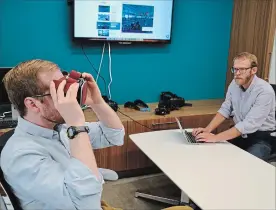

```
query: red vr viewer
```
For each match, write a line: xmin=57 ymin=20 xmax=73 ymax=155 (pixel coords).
xmin=53 ymin=70 xmax=88 ymax=106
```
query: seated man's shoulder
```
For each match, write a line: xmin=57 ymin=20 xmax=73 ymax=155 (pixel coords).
xmin=256 ymin=78 xmax=275 ymax=95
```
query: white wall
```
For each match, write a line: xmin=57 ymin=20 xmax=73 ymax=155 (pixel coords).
xmin=269 ymin=32 xmax=276 ymax=84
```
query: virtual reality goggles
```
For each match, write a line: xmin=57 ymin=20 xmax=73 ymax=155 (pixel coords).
xmin=53 ymin=70 xmax=88 ymax=106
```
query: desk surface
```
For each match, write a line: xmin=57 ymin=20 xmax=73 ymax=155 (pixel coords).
xmin=130 ymin=129 xmax=276 ymax=210
xmin=84 ymin=99 xmax=224 ymax=122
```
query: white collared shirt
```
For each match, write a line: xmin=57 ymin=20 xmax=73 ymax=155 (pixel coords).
xmin=218 ymin=75 xmax=276 ymax=136
xmin=0 ymin=116 xmax=125 ymax=210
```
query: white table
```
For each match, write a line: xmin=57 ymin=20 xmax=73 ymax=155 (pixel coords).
xmin=129 ymin=129 xmax=276 ymax=210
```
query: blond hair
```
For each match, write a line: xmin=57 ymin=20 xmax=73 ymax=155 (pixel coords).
xmin=3 ymin=59 xmax=58 ymax=116
xmin=233 ymin=52 xmax=258 ymax=67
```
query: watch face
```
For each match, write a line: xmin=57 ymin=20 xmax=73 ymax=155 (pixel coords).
xmin=67 ymin=127 xmax=75 ymax=138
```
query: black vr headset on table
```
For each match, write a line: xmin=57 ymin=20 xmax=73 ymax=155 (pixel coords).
xmin=155 ymin=91 xmax=192 ymax=115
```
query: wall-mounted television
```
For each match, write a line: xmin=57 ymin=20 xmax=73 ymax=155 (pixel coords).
xmin=73 ymin=0 xmax=174 ymax=44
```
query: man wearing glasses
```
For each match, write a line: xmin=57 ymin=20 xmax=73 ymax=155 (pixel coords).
xmin=193 ymin=52 xmax=275 ymax=160
xmin=1 ymin=59 xmax=125 ymax=210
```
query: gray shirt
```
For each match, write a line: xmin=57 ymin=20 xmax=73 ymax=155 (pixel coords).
xmin=218 ymin=75 xmax=276 ymax=136
xmin=0 ymin=116 xmax=125 ymax=210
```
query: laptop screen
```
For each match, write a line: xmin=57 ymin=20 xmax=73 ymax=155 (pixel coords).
xmin=175 ymin=117 xmax=183 ymax=130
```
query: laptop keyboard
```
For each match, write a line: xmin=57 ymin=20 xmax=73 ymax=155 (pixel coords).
xmin=0 ymin=120 xmax=18 ymax=129
xmin=185 ymin=131 xmax=197 ymax=143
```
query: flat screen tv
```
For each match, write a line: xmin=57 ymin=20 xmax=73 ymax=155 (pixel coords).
xmin=73 ymin=0 xmax=174 ymax=43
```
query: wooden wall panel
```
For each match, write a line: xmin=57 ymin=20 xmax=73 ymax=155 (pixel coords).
xmin=265 ymin=0 xmax=276 ymax=81
xmin=226 ymin=0 xmax=276 ymax=91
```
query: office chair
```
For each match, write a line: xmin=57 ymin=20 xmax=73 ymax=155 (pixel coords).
xmin=264 ymin=84 xmax=276 ymax=164
xmin=0 ymin=193 xmax=8 ymax=210
xmin=0 ymin=129 xmax=23 ymax=210
xmin=264 ymin=131 xmax=276 ymax=164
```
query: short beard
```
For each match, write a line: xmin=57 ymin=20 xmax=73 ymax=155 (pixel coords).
xmin=41 ymin=106 xmax=65 ymax=125
xmin=244 ymin=74 xmax=253 ymax=85
xmin=235 ymin=73 xmax=253 ymax=87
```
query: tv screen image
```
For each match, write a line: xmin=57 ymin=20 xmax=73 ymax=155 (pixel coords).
xmin=98 ymin=14 xmax=110 ymax=21
xmin=73 ymin=0 xmax=174 ymax=43
xmin=98 ymin=5 xmax=110 ymax=13
xmin=121 ymin=4 xmax=154 ymax=34
xmin=98 ymin=30 xmax=109 ymax=37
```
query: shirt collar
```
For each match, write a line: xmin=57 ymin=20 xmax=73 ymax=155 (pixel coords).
xmin=17 ymin=116 xmax=59 ymax=139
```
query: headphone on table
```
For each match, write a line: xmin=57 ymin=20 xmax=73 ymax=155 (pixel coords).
xmin=124 ymin=99 xmax=150 ymax=112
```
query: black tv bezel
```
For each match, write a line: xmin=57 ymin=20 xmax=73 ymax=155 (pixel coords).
xmin=71 ymin=0 xmax=175 ymax=45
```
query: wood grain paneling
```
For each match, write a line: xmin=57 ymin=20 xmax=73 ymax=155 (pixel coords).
xmin=265 ymin=0 xmax=276 ymax=81
xmin=179 ymin=115 xmax=215 ymax=129
xmin=226 ymin=0 xmax=276 ymax=91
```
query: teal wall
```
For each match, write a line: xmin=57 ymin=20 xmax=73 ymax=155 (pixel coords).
xmin=0 ymin=0 xmax=233 ymax=104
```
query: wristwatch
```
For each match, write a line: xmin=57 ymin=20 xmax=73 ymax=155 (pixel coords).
xmin=67 ymin=126 xmax=90 ymax=139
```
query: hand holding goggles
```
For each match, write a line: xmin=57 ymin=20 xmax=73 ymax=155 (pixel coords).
xmin=53 ymin=70 xmax=88 ymax=106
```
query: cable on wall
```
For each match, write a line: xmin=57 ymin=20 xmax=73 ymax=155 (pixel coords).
xmin=96 ymin=42 xmax=106 ymax=83
xmin=81 ymin=43 xmax=107 ymax=95
xmin=108 ymin=42 xmax=113 ymax=100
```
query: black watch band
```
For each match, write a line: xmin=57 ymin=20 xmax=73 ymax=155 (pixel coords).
xmin=67 ymin=126 xmax=90 ymax=139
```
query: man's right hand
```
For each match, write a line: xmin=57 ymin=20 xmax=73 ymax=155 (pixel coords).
xmin=50 ymin=80 xmax=85 ymax=126
xmin=192 ymin=127 xmax=210 ymax=136
xmin=51 ymin=80 xmax=100 ymax=180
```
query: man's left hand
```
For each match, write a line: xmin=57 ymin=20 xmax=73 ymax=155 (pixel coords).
xmin=81 ymin=72 xmax=105 ymax=105
xmin=195 ymin=132 xmax=222 ymax=143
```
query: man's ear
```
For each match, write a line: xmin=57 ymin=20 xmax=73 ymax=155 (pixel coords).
xmin=251 ymin=67 xmax=257 ymax=74
xmin=24 ymin=97 xmax=42 ymax=114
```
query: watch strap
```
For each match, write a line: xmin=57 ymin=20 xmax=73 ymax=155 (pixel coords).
xmin=67 ymin=126 xmax=90 ymax=139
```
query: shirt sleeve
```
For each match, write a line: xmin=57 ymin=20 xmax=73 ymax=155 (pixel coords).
xmin=85 ymin=121 xmax=125 ymax=149
xmin=235 ymin=91 xmax=274 ymax=135
xmin=2 ymin=147 xmax=104 ymax=210
xmin=217 ymin=82 xmax=233 ymax=119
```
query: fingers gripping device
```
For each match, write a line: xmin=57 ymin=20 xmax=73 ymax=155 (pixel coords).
xmin=53 ymin=70 xmax=88 ymax=106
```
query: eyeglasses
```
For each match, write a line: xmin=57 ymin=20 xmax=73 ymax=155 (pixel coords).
xmin=231 ymin=67 xmax=252 ymax=74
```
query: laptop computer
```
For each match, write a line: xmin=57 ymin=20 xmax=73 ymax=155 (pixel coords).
xmin=175 ymin=117 xmax=210 ymax=144
xmin=175 ymin=117 xmax=227 ymax=144
xmin=175 ymin=117 xmax=198 ymax=143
